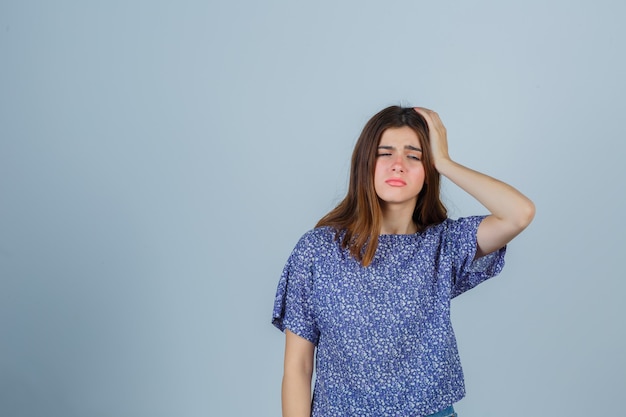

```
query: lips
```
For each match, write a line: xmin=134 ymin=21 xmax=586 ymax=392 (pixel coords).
xmin=385 ymin=178 xmax=406 ymax=186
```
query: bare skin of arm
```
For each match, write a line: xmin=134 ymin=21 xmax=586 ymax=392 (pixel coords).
xmin=282 ymin=329 xmax=315 ymax=417
xmin=414 ymin=107 xmax=536 ymax=258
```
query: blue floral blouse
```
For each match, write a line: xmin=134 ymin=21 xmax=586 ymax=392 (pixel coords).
xmin=272 ymin=216 xmax=506 ymax=417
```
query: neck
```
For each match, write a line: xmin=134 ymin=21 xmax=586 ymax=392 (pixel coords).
xmin=379 ymin=202 xmax=417 ymax=235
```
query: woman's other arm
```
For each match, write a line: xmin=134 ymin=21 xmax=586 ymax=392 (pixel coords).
xmin=414 ymin=107 xmax=536 ymax=258
xmin=282 ymin=329 xmax=315 ymax=417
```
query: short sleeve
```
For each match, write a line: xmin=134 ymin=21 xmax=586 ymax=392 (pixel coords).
xmin=446 ymin=216 xmax=506 ymax=298
xmin=272 ymin=232 xmax=320 ymax=345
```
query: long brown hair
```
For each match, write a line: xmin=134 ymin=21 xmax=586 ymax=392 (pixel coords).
xmin=316 ymin=106 xmax=447 ymax=266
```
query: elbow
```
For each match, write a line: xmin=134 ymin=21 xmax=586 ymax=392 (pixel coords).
xmin=284 ymin=360 xmax=314 ymax=380
xmin=516 ymin=199 xmax=536 ymax=230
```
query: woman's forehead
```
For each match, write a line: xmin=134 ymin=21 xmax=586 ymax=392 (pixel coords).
xmin=379 ymin=126 xmax=421 ymax=147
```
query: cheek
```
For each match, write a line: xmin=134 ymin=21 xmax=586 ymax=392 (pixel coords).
xmin=373 ymin=161 xmax=386 ymax=195
xmin=412 ymin=166 xmax=427 ymax=189
xmin=414 ymin=164 xmax=426 ymax=180
xmin=373 ymin=160 xmax=385 ymax=180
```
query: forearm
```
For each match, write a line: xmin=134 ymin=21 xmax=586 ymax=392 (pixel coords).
xmin=282 ymin=369 xmax=312 ymax=417
xmin=436 ymin=158 xmax=535 ymax=228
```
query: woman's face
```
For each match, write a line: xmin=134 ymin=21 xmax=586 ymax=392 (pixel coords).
xmin=374 ymin=126 xmax=426 ymax=209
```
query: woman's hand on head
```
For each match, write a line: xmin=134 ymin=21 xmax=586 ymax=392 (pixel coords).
xmin=413 ymin=107 xmax=451 ymax=170
xmin=412 ymin=107 xmax=535 ymax=254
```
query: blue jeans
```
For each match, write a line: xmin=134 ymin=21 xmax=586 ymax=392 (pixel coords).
xmin=425 ymin=405 xmax=457 ymax=417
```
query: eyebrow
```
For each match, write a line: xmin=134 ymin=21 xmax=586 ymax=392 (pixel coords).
xmin=378 ymin=145 xmax=422 ymax=152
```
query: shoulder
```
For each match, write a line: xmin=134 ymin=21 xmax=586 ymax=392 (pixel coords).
xmin=419 ymin=216 xmax=487 ymax=254
xmin=291 ymin=226 xmax=340 ymax=255
xmin=296 ymin=226 xmax=337 ymax=244
xmin=283 ymin=226 xmax=343 ymax=274
xmin=424 ymin=216 xmax=486 ymax=235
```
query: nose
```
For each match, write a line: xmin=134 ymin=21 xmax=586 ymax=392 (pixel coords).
xmin=391 ymin=155 xmax=405 ymax=172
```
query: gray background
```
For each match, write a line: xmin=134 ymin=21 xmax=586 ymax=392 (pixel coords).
xmin=1 ymin=1 xmax=624 ymax=416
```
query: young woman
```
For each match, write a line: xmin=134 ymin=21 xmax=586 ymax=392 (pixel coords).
xmin=272 ymin=106 xmax=535 ymax=417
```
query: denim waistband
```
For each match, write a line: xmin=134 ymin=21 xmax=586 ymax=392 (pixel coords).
xmin=425 ymin=405 xmax=456 ymax=417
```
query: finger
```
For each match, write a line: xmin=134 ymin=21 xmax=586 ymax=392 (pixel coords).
xmin=413 ymin=107 xmax=437 ymax=128
xmin=413 ymin=107 xmax=431 ymax=116
xmin=413 ymin=107 xmax=440 ymax=118
xmin=413 ymin=107 xmax=430 ymax=121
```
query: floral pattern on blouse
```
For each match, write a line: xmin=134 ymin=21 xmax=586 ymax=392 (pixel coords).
xmin=273 ymin=216 xmax=506 ymax=417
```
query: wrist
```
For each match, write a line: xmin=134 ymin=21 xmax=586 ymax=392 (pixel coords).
xmin=433 ymin=156 xmax=454 ymax=174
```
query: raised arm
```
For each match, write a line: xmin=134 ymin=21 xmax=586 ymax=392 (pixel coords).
xmin=282 ymin=329 xmax=315 ymax=417
xmin=414 ymin=107 xmax=535 ymax=258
